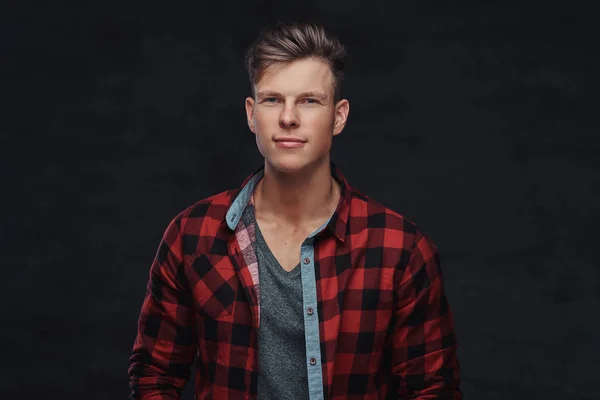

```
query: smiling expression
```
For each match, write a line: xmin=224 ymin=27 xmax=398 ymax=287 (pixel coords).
xmin=245 ymin=57 xmax=349 ymax=173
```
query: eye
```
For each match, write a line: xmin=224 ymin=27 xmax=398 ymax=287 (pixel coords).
xmin=264 ymin=97 xmax=278 ymax=103
xmin=303 ymin=98 xmax=319 ymax=104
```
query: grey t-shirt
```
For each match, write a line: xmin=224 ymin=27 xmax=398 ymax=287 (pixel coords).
xmin=242 ymin=205 xmax=310 ymax=400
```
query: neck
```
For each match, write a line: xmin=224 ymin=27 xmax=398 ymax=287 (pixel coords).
xmin=254 ymin=158 xmax=340 ymax=228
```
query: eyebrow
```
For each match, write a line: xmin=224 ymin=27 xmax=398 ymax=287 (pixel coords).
xmin=256 ymin=91 xmax=328 ymax=101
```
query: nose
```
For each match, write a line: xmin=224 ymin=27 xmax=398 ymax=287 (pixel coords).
xmin=279 ymin=104 xmax=299 ymax=129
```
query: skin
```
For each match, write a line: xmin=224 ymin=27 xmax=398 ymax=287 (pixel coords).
xmin=244 ymin=56 xmax=350 ymax=232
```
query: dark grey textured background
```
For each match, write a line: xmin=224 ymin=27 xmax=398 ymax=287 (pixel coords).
xmin=2 ymin=1 xmax=598 ymax=399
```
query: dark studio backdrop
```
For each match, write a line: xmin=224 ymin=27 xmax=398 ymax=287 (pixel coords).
xmin=2 ymin=1 xmax=598 ymax=399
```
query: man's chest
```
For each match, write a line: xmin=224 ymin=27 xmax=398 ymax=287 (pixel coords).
xmin=255 ymin=216 xmax=322 ymax=273
xmin=257 ymin=226 xmax=308 ymax=272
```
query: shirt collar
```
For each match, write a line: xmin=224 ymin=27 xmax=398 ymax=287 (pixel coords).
xmin=225 ymin=161 xmax=351 ymax=243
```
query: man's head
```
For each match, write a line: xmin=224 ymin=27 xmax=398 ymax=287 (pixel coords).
xmin=244 ymin=22 xmax=350 ymax=174
xmin=245 ymin=22 xmax=347 ymax=103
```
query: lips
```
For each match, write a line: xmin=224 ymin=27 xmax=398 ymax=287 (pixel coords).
xmin=274 ymin=140 xmax=306 ymax=148
xmin=273 ymin=138 xmax=306 ymax=143
xmin=273 ymin=137 xmax=307 ymax=149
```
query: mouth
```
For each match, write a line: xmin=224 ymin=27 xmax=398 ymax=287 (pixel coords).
xmin=274 ymin=140 xmax=306 ymax=148
xmin=273 ymin=138 xmax=307 ymax=148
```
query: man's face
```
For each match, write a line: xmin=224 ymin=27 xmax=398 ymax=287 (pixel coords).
xmin=245 ymin=57 xmax=349 ymax=174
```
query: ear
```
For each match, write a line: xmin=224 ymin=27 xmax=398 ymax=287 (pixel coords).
xmin=245 ymin=97 xmax=256 ymax=134
xmin=333 ymin=99 xmax=349 ymax=136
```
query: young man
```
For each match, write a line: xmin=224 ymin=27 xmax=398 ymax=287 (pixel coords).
xmin=129 ymin=22 xmax=462 ymax=399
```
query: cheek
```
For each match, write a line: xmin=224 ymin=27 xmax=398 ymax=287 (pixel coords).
xmin=252 ymin=112 xmax=272 ymax=136
xmin=305 ymin=112 xmax=336 ymax=135
xmin=254 ymin=108 xmax=278 ymax=123
xmin=305 ymin=113 xmax=321 ymax=124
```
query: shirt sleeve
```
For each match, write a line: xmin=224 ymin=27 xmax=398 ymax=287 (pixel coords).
xmin=128 ymin=216 xmax=197 ymax=399
xmin=391 ymin=229 xmax=462 ymax=399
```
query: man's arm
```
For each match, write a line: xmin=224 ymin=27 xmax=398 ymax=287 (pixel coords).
xmin=392 ymin=230 xmax=462 ymax=399
xmin=128 ymin=216 xmax=197 ymax=399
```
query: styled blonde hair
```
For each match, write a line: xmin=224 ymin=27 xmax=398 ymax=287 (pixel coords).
xmin=244 ymin=22 xmax=347 ymax=102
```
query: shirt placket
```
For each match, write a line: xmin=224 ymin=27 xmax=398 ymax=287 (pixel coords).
xmin=301 ymin=213 xmax=334 ymax=400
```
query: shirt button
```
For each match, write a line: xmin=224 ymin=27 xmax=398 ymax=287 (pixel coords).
xmin=309 ymin=357 xmax=317 ymax=365
xmin=307 ymin=307 xmax=314 ymax=315
xmin=303 ymin=257 xmax=311 ymax=264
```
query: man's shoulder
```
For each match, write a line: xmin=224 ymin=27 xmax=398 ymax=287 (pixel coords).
xmin=347 ymin=185 xmax=419 ymax=236
xmin=169 ymin=186 xmax=241 ymax=232
xmin=348 ymin=186 xmax=438 ymax=263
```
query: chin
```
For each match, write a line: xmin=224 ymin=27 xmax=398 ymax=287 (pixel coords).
xmin=266 ymin=155 xmax=313 ymax=175
xmin=266 ymin=152 xmax=331 ymax=176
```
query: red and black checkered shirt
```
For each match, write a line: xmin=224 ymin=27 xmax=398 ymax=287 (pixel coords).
xmin=129 ymin=162 xmax=462 ymax=399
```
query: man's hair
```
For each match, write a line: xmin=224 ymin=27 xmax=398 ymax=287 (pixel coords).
xmin=244 ymin=22 xmax=347 ymax=102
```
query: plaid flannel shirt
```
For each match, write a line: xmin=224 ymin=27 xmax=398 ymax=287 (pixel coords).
xmin=129 ymin=162 xmax=462 ymax=399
